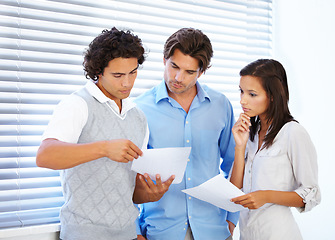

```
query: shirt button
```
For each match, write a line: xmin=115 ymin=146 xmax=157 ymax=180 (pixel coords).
xmin=184 ymin=228 xmax=186 ymax=230
xmin=186 ymin=121 xmax=189 ymax=124
xmin=188 ymin=178 xmax=191 ymax=181
xmin=186 ymin=140 xmax=190 ymax=143
xmin=188 ymin=197 xmax=191 ymax=200
xmin=185 ymin=222 xmax=188 ymax=225
xmin=187 ymin=159 xmax=190 ymax=162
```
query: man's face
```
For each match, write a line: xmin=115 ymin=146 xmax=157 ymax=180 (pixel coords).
xmin=164 ymin=49 xmax=203 ymax=97
xmin=96 ymin=57 xmax=138 ymax=104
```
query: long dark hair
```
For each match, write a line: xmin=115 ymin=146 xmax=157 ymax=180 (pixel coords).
xmin=240 ymin=59 xmax=295 ymax=148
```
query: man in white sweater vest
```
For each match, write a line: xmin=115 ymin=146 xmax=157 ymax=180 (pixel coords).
xmin=36 ymin=27 xmax=174 ymax=240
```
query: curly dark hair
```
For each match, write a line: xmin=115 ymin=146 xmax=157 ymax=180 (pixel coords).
xmin=83 ymin=27 xmax=146 ymax=81
xmin=240 ymin=59 xmax=296 ymax=149
xmin=163 ymin=28 xmax=213 ymax=73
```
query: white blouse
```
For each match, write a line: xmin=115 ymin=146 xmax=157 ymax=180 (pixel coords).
xmin=239 ymin=121 xmax=321 ymax=240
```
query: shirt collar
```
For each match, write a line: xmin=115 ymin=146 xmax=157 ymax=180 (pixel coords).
xmin=195 ymin=81 xmax=211 ymax=102
xmin=155 ymin=79 xmax=211 ymax=103
xmin=155 ymin=80 xmax=170 ymax=104
xmin=84 ymin=80 xmax=136 ymax=117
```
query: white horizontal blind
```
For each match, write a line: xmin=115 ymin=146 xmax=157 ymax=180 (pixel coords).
xmin=0 ymin=0 xmax=272 ymax=229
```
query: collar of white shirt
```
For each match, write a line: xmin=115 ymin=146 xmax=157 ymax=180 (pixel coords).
xmin=85 ymin=80 xmax=136 ymax=120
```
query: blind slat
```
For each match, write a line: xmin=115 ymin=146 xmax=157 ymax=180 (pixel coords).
xmin=0 ymin=168 xmax=60 ymax=180
xmin=0 ymin=187 xmax=63 ymax=202
xmin=0 ymin=208 xmax=61 ymax=229
xmin=0 ymin=177 xmax=62 ymax=190
xmin=0 ymin=197 xmax=64 ymax=212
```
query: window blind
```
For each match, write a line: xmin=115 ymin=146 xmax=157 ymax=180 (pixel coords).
xmin=0 ymin=0 xmax=272 ymax=230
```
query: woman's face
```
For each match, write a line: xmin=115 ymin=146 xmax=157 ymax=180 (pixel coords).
xmin=239 ymin=75 xmax=270 ymax=120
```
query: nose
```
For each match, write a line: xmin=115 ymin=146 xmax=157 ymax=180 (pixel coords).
xmin=175 ymin=70 xmax=183 ymax=82
xmin=240 ymin=93 xmax=247 ymax=105
xmin=121 ymin=75 xmax=131 ymax=87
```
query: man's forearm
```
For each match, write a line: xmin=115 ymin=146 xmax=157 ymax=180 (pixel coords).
xmin=36 ymin=138 xmax=106 ymax=170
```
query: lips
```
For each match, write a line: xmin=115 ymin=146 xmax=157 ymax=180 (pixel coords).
xmin=172 ymin=83 xmax=182 ymax=89
xmin=120 ymin=89 xmax=131 ymax=94
xmin=242 ymin=107 xmax=250 ymax=112
xmin=170 ymin=81 xmax=183 ymax=89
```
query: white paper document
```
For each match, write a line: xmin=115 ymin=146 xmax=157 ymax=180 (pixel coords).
xmin=131 ymin=147 xmax=191 ymax=184
xmin=182 ymin=174 xmax=246 ymax=212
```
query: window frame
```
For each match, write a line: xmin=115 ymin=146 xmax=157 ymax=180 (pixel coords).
xmin=0 ymin=0 xmax=273 ymax=236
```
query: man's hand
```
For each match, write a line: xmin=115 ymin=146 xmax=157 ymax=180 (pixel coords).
xmin=227 ymin=220 xmax=235 ymax=236
xmin=37 ymin=138 xmax=143 ymax=170
xmin=104 ymin=139 xmax=143 ymax=163
xmin=133 ymin=173 xmax=175 ymax=204
xmin=137 ymin=235 xmax=146 ymax=240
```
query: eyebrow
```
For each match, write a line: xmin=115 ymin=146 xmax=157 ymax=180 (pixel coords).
xmin=239 ymin=86 xmax=257 ymax=93
xmin=112 ymin=66 xmax=138 ymax=75
xmin=171 ymin=61 xmax=198 ymax=73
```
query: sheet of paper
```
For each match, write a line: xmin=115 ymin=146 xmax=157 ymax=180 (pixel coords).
xmin=131 ymin=147 xmax=191 ymax=184
xmin=182 ymin=174 xmax=246 ymax=212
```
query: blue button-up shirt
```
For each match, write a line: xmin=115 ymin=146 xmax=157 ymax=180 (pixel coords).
xmin=135 ymin=80 xmax=238 ymax=240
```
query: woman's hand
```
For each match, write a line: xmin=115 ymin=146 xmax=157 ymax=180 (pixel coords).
xmin=232 ymin=113 xmax=251 ymax=148
xmin=231 ymin=190 xmax=268 ymax=209
xmin=231 ymin=190 xmax=305 ymax=209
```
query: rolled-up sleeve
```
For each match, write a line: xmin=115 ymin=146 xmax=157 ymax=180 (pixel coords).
xmin=288 ymin=123 xmax=321 ymax=212
xmin=227 ymin=211 xmax=240 ymax=226
xmin=295 ymin=186 xmax=321 ymax=212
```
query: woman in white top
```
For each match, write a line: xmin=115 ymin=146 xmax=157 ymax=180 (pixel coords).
xmin=230 ymin=59 xmax=321 ymax=240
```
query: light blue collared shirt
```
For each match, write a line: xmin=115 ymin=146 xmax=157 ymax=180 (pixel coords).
xmin=135 ymin=80 xmax=238 ymax=240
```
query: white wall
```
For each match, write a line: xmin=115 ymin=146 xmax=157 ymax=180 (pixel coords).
xmin=273 ymin=0 xmax=335 ymax=239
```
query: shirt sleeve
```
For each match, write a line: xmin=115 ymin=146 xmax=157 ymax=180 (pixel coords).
xmin=227 ymin=211 xmax=240 ymax=226
xmin=218 ymin=99 xmax=240 ymax=225
xmin=141 ymin=124 xmax=149 ymax=150
xmin=219 ymin=99 xmax=236 ymax=177
xmin=42 ymin=94 xmax=88 ymax=143
xmin=135 ymin=210 xmax=142 ymax=235
xmin=288 ymin=123 xmax=321 ymax=212
xmin=136 ymin=204 xmax=145 ymax=236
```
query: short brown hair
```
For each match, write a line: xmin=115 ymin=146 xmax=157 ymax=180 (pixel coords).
xmin=163 ymin=28 xmax=213 ymax=73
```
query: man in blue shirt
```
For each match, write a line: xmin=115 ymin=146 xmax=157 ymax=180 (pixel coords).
xmin=135 ymin=28 xmax=238 ymax=240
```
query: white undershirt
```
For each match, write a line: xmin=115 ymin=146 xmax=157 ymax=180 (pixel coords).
xmin=42 ymin=80 xmax=149 ymax=149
